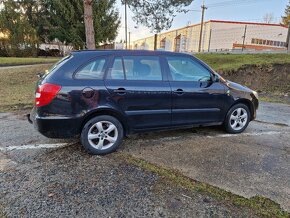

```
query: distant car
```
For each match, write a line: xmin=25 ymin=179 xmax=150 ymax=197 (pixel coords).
xmin=28 ymin=50 xmax=259 ymax=155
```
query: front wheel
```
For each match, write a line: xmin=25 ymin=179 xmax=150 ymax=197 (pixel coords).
xmin=81 ymin=115 xmax=124 ymax=155
xmin=224 ymin=103 xmax=250 ymax=134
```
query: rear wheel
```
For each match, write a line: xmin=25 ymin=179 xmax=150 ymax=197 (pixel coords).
xmin=81 ymin=115 xmax=124 ymax=155
xmin=224 ymin=103 xmax=250 ymax=134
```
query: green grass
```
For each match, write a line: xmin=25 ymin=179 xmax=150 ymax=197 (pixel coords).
xmin=1 ymin=54 xmax=289 ymax=70
xmin=0 ymin=64 xmax=53 ymax=112
xmin=0 ymin=57 xmax=59 ymax=66
xmin=259 ymin=96 xmax=289 ymax=105
xmin=195 ymin=53 xmax=290 ymax=71
xmin=118 ymin=153 xmax=289 ymax=218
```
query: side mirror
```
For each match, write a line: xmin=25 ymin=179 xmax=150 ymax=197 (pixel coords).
xmin=211 ymin=73 xmax=220 ymax=83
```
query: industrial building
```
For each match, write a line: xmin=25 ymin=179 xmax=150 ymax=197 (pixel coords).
xmin=133 ymin=20 xmax=288 ymax=52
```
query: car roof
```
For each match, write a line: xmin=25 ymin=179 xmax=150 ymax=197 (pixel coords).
xmin=71 ymin=49 xmax=193 ymax=57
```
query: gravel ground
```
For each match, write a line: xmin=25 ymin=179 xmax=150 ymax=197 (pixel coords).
xmin=0 ymin=144 xmax=257 ymax=217
xmin=0 ymin=102 xmax=289 ymax=217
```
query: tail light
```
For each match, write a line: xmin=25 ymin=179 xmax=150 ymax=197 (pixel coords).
xmin=35 ymin=83 xmax=61 ymax=107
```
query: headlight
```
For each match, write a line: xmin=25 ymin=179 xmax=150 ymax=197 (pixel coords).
xmin=252 ymin=91 xmax=258 ymax=99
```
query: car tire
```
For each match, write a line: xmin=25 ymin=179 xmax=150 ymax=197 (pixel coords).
xmin=224 ymin=103 xmax=250 ymax=134
xmin=81 ymin=115 xmax=124 ymax=155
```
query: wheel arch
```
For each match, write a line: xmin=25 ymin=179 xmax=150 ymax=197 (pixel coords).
xmin=230 ymin=98 xmax=255 ymax=120
xmin=80 ymin=108 xmax=129 ymax=136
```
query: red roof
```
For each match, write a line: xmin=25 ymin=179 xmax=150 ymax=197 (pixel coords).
xmin=209 ymin=20 xmax=288 ymax=28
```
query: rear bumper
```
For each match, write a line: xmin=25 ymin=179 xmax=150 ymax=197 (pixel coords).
xmin=28 ymin=112 xmax=82 ymax=138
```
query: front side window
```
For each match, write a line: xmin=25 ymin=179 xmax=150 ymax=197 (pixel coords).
xmin=123 ymin=56 xmax=162 ymax=81
xmin=167 ymin=56 xmax=211 ymax=82
xmin=75 ymin=58 xmax=106 ymax=79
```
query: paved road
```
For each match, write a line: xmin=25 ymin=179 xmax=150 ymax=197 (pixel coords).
xmin=0 ymin=101 xmax=289 ymax=215
xmin=0 ymin=63 xmax=52 ymax=70
xmin=257 ymin=102 xmax=290 ymax=126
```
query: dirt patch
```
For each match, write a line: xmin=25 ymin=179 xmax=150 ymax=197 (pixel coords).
xmin=0 ymin=153 xmax=17 ymax=172
xmin=218 ymin=64 xmax=290 ymax=97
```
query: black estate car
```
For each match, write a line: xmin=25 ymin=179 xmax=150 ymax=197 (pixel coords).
xmin=28 ymin=50 xmax=259 ymax=155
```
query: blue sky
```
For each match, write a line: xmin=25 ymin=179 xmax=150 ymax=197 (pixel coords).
xmin=116 ymin=0 xmax=288 ymax=42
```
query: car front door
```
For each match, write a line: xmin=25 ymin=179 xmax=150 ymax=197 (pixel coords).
xmin=165 ymin=55 xmax=226 ymax=126
xmin=105 ymin=55 xmax=171 ymax=130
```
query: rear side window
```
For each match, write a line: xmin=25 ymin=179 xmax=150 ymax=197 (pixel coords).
xmin=43 ymin=55 xmax=72 ymax=78
xmin=75 ymin=58 xmax=106 ymax=79
xmin=107 ymin=56 xmax=162 ymax=81
xmin=124 ymin=56 xmax=162 ymax=81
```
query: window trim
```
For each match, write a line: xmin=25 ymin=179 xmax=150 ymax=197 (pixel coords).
xmin=105 ymin=55 xmax=165 ymax=82
xmin=106 ymin=56 xmax=127 ymax=80
xmin=72 ymin=55 xmax=109 ymax=80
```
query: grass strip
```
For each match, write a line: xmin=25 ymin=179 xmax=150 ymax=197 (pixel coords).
xmin=0 ymin=57 xmax=59 ymax=66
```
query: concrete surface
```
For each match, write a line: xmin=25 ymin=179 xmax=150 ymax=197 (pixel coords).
xmin=122 ymin=102 xmax=290 ymax=211
xmin=0 ymin=101 xmax=289 ymax=216
xmin=257 ymin=101 xmax=290 ymax=126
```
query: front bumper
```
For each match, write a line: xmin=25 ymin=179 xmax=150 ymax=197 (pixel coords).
xmin=27 ymin=114 xmax=33 ymax=124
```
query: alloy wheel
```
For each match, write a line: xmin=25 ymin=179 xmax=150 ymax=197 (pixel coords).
xmin=87 ymin=121 xmax=118 ymax=150
xmin=229 ymin=108 xmax=248 ymax=131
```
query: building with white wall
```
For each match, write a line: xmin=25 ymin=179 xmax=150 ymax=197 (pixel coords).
xmin=133 ymin=20 xmax=288 ymax=52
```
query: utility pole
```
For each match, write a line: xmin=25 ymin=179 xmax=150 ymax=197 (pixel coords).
xmin=287 ymin=22 xmax=290 ymax=53
xmin=125 ymin=0 xmax=128 ymax=49
xmin=242 ymin=25 xmax=247 ymax=52
xmin=208 ymin=29 xmax=212 ymax=52
xmin=198 ymin=1 xmax=207 ymax=53
xmin=129 ymin=31 xmax=131 ymax=50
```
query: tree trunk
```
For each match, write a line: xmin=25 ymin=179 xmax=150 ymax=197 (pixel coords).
xmin=83 ymin=0 xmax=95 ymax=49
xmin=154 ymin=33 xmax=158 ymax=50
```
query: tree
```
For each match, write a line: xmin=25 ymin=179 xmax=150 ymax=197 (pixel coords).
xmin=124 ymin=0 xmax=193 ymax=33
xmin=43 ymin=0 xmax=120 ymax=49
xmin=83 ymin=0 xmax=95 ymax=49
xmin=42 ymin=0 xmax=85 ymax=49
xmin=123 ymin=0 xmax=193 ymax=50
xmin=0 ymin=0 xmax=39 ymax=56
xmin=93 ymin=0 xmax=120 ymax=46
xmin=263 ymin=13 xmax=274 ymax=24
xmin=282 ymin=1 xmax=290 ymax=25
xmin=0 ymin=0 xmax=120 ymax=56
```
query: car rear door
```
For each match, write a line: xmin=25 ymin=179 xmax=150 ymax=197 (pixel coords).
xmin=164 ymin=55 xmax=226 ymax=126
xmin=104 ymin=55 xmax=171 ymax=130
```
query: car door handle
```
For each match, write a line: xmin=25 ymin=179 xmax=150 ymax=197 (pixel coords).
xmin=114 ymin=88 xmax=127 ymax=95
xmin=173 ymin=89 xmax=184 ymax=95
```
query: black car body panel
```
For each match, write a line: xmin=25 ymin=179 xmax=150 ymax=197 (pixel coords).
xmin=29 ymin=50 xmax=258 ymax=138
